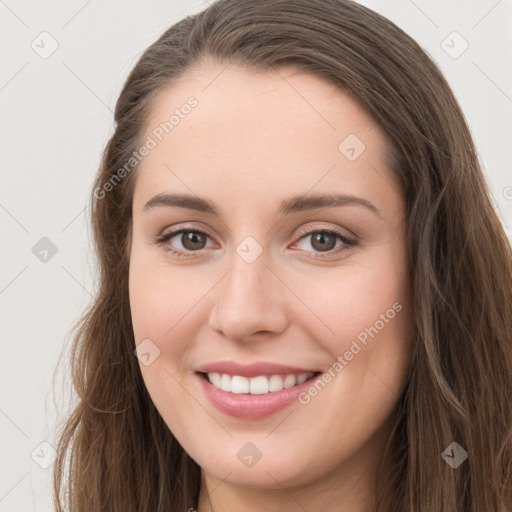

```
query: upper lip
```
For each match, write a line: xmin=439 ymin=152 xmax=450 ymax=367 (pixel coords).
xmin=196 ymin=361 xmax=320 ymax=378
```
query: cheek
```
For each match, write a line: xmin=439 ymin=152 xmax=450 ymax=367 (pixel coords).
xmin=286 ymin=249 xmax=412 ymax=409
xmin=288 ymin=257 xmax=410 ymax=351
xmin=128 ymin=243 xmax=201 ymax=342
xmin=128 ymin=260 xmax=203 ymax=419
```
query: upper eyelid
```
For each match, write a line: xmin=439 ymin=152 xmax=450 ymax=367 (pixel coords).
xmin=159 ymin=222 xmax=216 ymax=239
xmin=172 ymin=225 xmax=214 ymax=238
xmin=294 ymin=222 xmax=354 ymax=239
xmin=160 ymin=221 xmax=347 ymax=235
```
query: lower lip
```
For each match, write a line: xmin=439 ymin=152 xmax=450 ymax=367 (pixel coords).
xmin=196 ymin=372 xmax=320 ymax=420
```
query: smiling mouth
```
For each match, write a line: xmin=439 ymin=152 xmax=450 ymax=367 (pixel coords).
xmin=198 ymin=371 xmax=321 ymax=395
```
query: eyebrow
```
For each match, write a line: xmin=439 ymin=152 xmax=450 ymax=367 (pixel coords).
xmin=143 ymin=192 xmax=382 ymax=218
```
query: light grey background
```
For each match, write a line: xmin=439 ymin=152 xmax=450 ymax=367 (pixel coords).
xmin=1 ymin=0 xmax=511 ymax=510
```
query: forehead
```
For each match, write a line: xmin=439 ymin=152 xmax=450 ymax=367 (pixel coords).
xmin=143 ymin=60 xmax=383 ymax=146
xmin=133 ymin=61 xmax=399 ymax=214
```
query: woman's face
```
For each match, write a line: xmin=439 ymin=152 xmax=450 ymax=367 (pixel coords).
xmin=129 ymin=60 xmax=413 ymax=501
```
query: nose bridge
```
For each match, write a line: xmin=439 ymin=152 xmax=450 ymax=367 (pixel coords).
xmin=225 ymin=248 xmax=269 ymax=303
xmin=207 ymin=241 xmax=288 ymax=340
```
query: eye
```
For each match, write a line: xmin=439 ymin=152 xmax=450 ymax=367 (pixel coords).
xmin=153 ymin=226 xmax=357 ymax=259
xmin=153 ymin=228 xmax=214 ymax=258
xmin=292 ymin=227 xmax=356 ymax=258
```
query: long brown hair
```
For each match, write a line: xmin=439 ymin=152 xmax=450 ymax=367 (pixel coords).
xmin=52 ymin=0 xmax=512 ymax=510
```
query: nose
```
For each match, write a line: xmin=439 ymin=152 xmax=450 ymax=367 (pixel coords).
xmin=207 ymin=247 xmax=289 ymax=343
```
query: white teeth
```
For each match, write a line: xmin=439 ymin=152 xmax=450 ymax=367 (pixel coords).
xmin=268 ymin=375 xmax=283 ymax=392
xmin=220 ymin=373 xmax=231 ymax=392
xmin=249 ymin=376 xmax=269 ymax=394
xmin=208 ymin=372 xmax=222 ymax=389
xmin=231 ymin=376 xmax=249 ymax=394
xmin=206 ymin=372 xmax=314 ymax=394
xmin=283 ymin=375 xmax=296 ymax=388
xmin=296 ymin=373 xmax=309 ymax=385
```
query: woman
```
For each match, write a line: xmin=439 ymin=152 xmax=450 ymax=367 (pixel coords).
xmin=52 ymin=0 xmax=512 ymax=510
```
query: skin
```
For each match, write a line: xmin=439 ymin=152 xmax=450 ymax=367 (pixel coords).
xmin=128 ymin=60 xmax=414 ymax=512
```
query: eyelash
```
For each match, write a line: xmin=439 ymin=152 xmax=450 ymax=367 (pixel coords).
xmin=153 ymin=225 xmax=357 ymax=260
